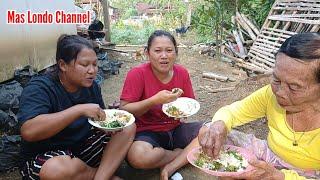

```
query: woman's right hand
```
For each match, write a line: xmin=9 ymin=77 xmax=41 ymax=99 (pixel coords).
xmin=151 ymin=90 xmax=180 ymax=104
xmin=77 ymin=103 xmax=106 ymax=121
xmin=198 ymin=120 xmax=228 ymax=158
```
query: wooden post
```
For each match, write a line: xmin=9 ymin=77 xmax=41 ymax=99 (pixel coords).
xmin=100 ymin=0 xmax=111 ymax=42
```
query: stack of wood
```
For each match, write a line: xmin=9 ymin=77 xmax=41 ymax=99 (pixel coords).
xmin=197 ymin=11 xmax=267 ymax=73
xmin=227 ymin=12 xmax=260 ymax=58
xmin=198 ymin=1 xmax=320 ymax=75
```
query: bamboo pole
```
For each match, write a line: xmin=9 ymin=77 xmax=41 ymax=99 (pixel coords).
xmin=265 ymin=27 xmax=296 ymax=35
xmin=240 ymin=13 xmax=260 ymax=35
xmin=277 ymin=2 xmax=320 ymax=8
xmin=199 ymin=86 xmax=235 ymax=93
xmin=311 ymin=25 xmax=320 ymax=32
xmin=222 ymin=53 xmax=269 ymax=73
xmin=248 ymin=51 xmax=275 ymax=66
xmin=235 ymin=12 xmax=256 ymax=40
xmin=273 ymin=7 xmax=320 ymax=11
xmin=268 ymin=16 xmax=320 ymax=24
xmin=254 ymin=42 xmax=279 ymax=51
xmin=258 ymin=34 xmax=287 ymax=42
xmin=260 ymin=30 xmax=292 ymax=38
xmin=202 ymin=72 xmax=236 ymax=82
xmin=256 ymin=38 xmax=282 ymax=47
xmin=250 ymin=47 xmax=275 ymax=58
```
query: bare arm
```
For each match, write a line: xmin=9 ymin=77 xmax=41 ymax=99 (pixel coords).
xmin=120 ymin=90 xmax=181 ymax=117
xmin=21 ymin=103 xmax=105 ymax=142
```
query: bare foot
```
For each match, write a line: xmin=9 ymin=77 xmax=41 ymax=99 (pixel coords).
xmin=160 ymin=148 xmax=183 ymax=180
xmin=160 ymin=165 xmax=171 ymax=180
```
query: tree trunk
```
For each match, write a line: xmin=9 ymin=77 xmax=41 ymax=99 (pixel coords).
xmin=186 ymin=3 xmax=192 ymax=27
xmin=100 ymin=0 xmax=111 ymax=42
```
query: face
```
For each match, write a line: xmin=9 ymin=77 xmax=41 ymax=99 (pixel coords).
xmin=271 ymin=53 xmax=320 ymax=111
xmin=146 ymin=36 xmax=177 ymax=74
xmin=60 ymin=48 xmax=98 ymax=91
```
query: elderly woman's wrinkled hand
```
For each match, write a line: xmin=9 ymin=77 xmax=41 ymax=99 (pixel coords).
xmin=78 ymin=103 xmax=106 ymax=121
xmin=198 ymin=120 xmax=227 ymax=158
xmin=229 ymin=159 xmax=285 ymax=180
xmin=152 ymin=90 xmax=180 ymax=104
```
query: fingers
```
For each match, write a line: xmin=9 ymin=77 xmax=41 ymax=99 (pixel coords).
xmin=249 ymin=159 xmax=278 ymax=176
xmin=213 ymin=134 xmax=223 ymax=158
xmin=249 ymin=159 xmax=270 ymax=170
xmin=200 ymin=127 xmax=215 ymax=157
xmin=99 ymin=108 xmax=106 ymax=121
xmin=94 ymin=108 xmax=105 ymax=121
xmin=199 ymin=121 xmax=228 ymax=158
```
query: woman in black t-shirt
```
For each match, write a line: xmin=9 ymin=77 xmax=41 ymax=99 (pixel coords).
xmin=18 ymin=35 xmax=136 ymax=180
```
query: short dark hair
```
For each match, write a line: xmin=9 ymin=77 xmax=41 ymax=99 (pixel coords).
xmin=56 ymin=34 xmax=94 ymax=64
xmin=277 ymin=32 xmax=320 ymax=82
xmin=146 ymin=30 xmax=178 ymax=54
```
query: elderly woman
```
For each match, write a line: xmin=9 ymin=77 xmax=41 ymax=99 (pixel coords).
xmin=120 ymin=30 xmax=202 ymax=180
xmin=18 ymin=35 xmax=135 ymax=180
xmin=199 ymin=32 xmax=320 ymax=180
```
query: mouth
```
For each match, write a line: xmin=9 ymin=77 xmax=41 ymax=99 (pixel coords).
xmin=86 ymin=77 xmax=95 ymax=82
xmin=159 ymin=61 xmax=169 ymax=66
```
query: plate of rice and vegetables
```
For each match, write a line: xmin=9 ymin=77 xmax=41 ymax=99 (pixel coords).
xmin=88 ymin=109 xmax=135 ymax=131
xmin=162 ymin=89 xmax=200 ymax=118
xmin=187 ymin=145 xmax=254 ymax=177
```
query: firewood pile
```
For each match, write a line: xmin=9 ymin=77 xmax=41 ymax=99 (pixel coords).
xmin=196 ymin=11 xmax=264 ymax=74
xmin=196 ymin=0 xmax=320 ymax=75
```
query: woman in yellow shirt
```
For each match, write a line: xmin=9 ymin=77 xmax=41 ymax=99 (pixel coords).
xmin=198 ymin=32 xmax=320 ymax=180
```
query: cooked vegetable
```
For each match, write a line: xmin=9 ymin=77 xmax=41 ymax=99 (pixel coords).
xmin=166 ymin=105 xmax=186 ymax=117
xmin=195 ymin=149 xmax=248 ymax=172
xmin=97 ymin=112 xmax=131 ymax=128
xmin=99 ymin=120 xmax=125 ymax=128
xmin=171 ymin=88 xmax=184 ymax=94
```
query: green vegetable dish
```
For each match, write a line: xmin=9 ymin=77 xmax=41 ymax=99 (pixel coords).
xmin=166 ymin=106 xmax=186 ymax=117
xmin=195 ymin=149 xmax=248 ymax=172
xmin=98 ymin=112 xmax=131 ymax=128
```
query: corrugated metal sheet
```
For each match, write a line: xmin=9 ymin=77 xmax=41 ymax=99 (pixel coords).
xmin=0 ymin=0 xmax=77 ymax=82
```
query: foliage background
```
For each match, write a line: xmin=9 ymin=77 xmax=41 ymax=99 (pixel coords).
xmin=109 ymin=0 xmax=275 ymax=44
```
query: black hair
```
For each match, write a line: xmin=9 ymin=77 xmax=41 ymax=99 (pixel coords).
xmin=48 ymin=34 xmax=94 ymax=79
xmin=146 ymin=30 xmax=178 ymax=54
xmin=56 ymin=34 xmax=94 ymax=63
xmin=277 ymin=32 xmax=320 ymax=82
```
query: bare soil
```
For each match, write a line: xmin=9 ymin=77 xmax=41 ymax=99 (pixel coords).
xmin=1 ymin=37 xmax=270 ymax=179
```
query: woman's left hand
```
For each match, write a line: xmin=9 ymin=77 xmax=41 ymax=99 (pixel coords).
xmin=231 ymin=159 xmax=285 ymax=180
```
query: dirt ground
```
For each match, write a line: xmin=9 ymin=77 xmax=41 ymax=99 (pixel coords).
xmin=0 ymin=37 xmax=271 ymax=179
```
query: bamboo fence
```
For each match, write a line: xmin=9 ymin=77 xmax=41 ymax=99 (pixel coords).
xmin=247 ymin=0 xmax=320 ymax=72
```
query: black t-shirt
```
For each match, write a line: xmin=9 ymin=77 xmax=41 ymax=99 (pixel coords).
xmin=17 ymin=74 xmax=105 ymax=159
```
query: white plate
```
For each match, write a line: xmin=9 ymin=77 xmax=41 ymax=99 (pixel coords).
xmin=88 ymin=109 xmax=135 ymax=131
xmin=162 ymin=97 xmax=200 ymax=118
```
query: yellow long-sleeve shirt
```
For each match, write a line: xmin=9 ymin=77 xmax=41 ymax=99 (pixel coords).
xmin=212 ymin=85 xmax=320 ymax=180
